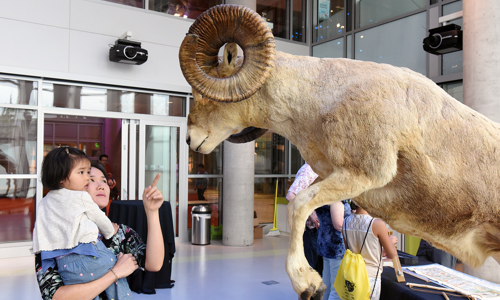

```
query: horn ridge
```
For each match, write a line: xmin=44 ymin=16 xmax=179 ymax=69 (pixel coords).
xmin=179 ymin=4 xmax=276 ymax=102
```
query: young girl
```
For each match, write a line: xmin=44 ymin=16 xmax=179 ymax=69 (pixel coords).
xmin=342 ymin=201 xmax=398 ymax=300
xmin=32 ymin=147 xmax=134 ymax=300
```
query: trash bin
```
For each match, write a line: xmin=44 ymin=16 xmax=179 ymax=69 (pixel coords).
xmin=191 ymin=205 xmax=211 ymax=245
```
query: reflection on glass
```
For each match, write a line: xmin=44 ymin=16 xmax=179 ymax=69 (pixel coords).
xmin=290 ymin=144 xmax=303 ymax=174
xmin=254 ymin=177 xmax=288 ymax=224
xmin=44 ymin=115 xmax=105 ymax=159
xmin=255 ymin=131 xmax=286 ymax=174
xmin=189 ymin=143 xmax=222 ymax=175
xmin=356 ymin=0 xmax=426 ymax=29
xmin=104 ymin=0 xmax=144 ymax=8
xmin=0 ymin=108 xmax=37 ymax=174
xmin=0 ymin=78 xmax=37 ymax=105
xmin=0 ymin=179 xmax=36 ymax=242
xmin=257 ymin=0 xmax=289 ymax=40
xmin=442 ymin=81 xmax=463 ymax=103
xmin=313 ymin=37 xmax=344 ymax=58
xmin=442 ymin=1 xmax=463 ymax=76
xmin=314 ymin=0 xmax=345 ymax=43
xmin=144 ymin=126 xmax=179 ymax=201
xmin=43 ymin=83 xmax=185 ymax=116
xmin=187 ymin=177 xmax=222 ymax=230
xmin=148 ymin=0 xmax=222 ymax=20
xmin=355 ymin=12 xmax=427 ymax=75
xmin=292 ymin=0 xmax=306 ymax=42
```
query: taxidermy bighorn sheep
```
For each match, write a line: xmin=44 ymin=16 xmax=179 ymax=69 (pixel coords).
xmin=179 ymin=4 xmax=500 ymax=299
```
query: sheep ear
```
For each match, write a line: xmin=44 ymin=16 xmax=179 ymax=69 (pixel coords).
xmin=223 ymin=43 xmax=238 ymax=68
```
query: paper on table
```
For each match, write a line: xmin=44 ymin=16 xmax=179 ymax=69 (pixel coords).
xmin=407 ymin=264 xmax=500 ymax=300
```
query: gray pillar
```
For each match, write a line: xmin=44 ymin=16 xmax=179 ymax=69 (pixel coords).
xmin=462 ymin=0 xmax=500 ymax=283
xmin=220 ymin=1 xmax=257 ymax=247
xmin=222 ymin=141 xmax=255 ymax=246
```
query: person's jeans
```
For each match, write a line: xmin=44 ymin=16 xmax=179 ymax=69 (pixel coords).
xmin=322 ymin=257 xmax=342 ymax=300
xmin=57 ymin=240 xmax=134 ymax=300
xmin=303 ymin=227 xmax=321 ymax=273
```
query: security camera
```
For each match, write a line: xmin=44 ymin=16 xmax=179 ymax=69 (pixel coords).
xmin=423 ymin=24 xmax=462 ymax=55
xmin=109 ymin=39 xmax=148 ymax=65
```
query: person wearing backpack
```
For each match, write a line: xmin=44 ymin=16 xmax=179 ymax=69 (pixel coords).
xmin=340 ymin=201 xmax=398 ymax=300
xmin=316 ymin=201 xmax=351 ymax=300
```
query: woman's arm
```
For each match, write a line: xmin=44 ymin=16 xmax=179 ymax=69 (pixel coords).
xmin=372 ymin=219 xmax=398 ymax=259
xmin=330 ymin=202 xmax=345 ymax=232
xmin=142 ymin=174 xmax=165 ymax=272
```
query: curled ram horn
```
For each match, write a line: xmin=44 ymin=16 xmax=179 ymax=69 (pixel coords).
xmin=179 ymin=4 xmax=276 ymax=102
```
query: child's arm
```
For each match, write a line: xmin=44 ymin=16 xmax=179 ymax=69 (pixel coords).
xmin=53 ymin=253 xmax=138 ymax=300
xmin=81 ymin=193 xmax=115 ymax=239
xmin=372 ymin=219 xmax=398 ymax=259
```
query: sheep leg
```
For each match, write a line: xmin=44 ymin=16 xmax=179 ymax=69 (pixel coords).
xmin=286 ymin=174 xmax=371 ymax=300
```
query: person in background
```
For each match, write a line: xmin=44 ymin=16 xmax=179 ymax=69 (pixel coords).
xmin=286 ymin=163 xmax=322 ymax=277
xmin=107 ymin=172 xmax=120 ymax=201
xmin=316 ymin=201 xmax=351 ymax=300
xmin=99 ymin=154 xmax=112 ymax=174
xmin=35 ymin=163 xmax=165 ymax=300
xmin=343 ymin=201 xmax=398 ymax=300
xmin=417 ymin=239 xmax=457 ymax=269
xmin=194 ymin=163 xmax=208 ymax=200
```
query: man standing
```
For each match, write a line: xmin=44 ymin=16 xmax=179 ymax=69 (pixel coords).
xmin=194 ymin=163 xmax=208 ymax=200
xmin=99 ymin=154 xmax=111 ymax=174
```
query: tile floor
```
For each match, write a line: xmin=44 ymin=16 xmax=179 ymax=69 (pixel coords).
xmin=0 ymin=234 xmax=298 ymax=300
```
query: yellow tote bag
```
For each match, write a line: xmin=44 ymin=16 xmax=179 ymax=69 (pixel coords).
xmin=333 ymin=249 xmax=370 ymax=300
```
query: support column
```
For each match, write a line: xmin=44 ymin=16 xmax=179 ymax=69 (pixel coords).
xmin=222 ymin=141 xmax=254 ymax=246
xmin=462 ymin=0 xmax=500 ymax=283
xmin=222 ymin=0 xmax=257 ymax=246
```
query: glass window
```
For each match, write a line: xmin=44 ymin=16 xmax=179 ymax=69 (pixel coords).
xmin=313 ymin=0 xmax=345 ymax=43
xmin=148 ymin=0 xmax=222 ymax=20
xmin=442 ymin=81 xmax=463 ymax=103
xmin=442 ymin=1 xmax=463 ymax=75
xmin=44 ymin=115 xmax=105 ymax=159
xmin=0 ymin=179 xmax=36 ymax=243
xmin=355 ymin=12 xmax=427 ymax=75
xmin=0 ymin=108 xmax=37 ymax=175
xmin=313 ymin=37 xmax=344 ymax=58
xmin=104 ymin=0 xmax=144 ymax=8
xmin=356 ymin=0 xmax=426 ymax=29
xmin=254 ymin=177 xmax=288 ymax=223
xmin=292 ymin=0 xmax=306 ymax=42
xmin=0 ymin=78 xmax=37 ymax=105
xmin=188 ymin=144 xmax=223 ymax=175
xmin=43 ymin=83 xmax=185 ymax=117
xmin=257 ymin=0 xmax=289 ymax=40
xmin=187 ymin=177 xmax=222 ymax=230
xmin=290 ymin=143 xmax=303 ymax=174
xmin=255 ymin=131 xmax=286 ymax=174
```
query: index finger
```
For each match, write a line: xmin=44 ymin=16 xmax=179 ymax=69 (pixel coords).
xmin=150 ymin=173 xmax=161 ymax=188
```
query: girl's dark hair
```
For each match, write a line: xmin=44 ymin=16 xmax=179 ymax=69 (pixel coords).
xmin=90 ymin=162 xmax=109 ymax=182
xmin=349 ymin=200 xmax=359 ymax=211
xmin=41 ymin=147 xmax=90 ymax=190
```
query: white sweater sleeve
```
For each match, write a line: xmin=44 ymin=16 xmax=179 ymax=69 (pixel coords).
xmin=81 ymin=193 xmax=115 ymax=239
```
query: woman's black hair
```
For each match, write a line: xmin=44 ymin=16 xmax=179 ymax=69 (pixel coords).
xmin=41 ymin=147 xmax=90 ymax=190
xmin=349 ymin=200 xmax=359 ymax=211
xmin=90 ymin=162 xmax=109 ymax=182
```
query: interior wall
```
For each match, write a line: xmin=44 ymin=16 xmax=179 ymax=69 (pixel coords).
xmin=0 ymin=0 xmax=310 ymax=92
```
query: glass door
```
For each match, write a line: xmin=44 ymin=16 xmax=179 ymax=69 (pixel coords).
xmin=138 ymin=120 xmax=187 ymax=240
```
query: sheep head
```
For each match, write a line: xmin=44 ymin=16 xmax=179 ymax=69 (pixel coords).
xmin=180 ymin=4 xmax=275 ymax=152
